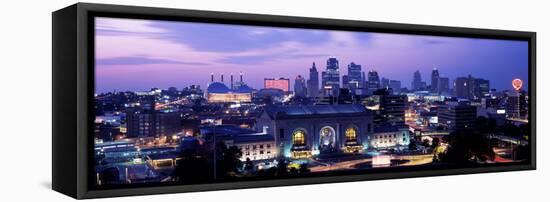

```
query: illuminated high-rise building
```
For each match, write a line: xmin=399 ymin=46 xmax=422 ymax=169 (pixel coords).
xmin=473 ymin=78 xmax=490 ymax=98
xmin=373 ymin=89 xmax=407 ymax=127
xmin=431 ymin=68 xmax=440 ymax=93
xmin=367 ymin=70 xmax=380 ymax=91
xmin=381 ymin=77 xmax=390 ymax=89
xmin=264 ymin=77 xmax=290 ymax=92
xmin=454 ymin=76 xmax=471 ymax=98
xmin=342 ymin=75 xmax=349 ymax=90
xmin=437 ymin=77 xmax=449 ymax=94
xmin=454 ymin=75 xmax=489 ymax=99
xmin=438 ymin=102 xmax=477 ymax=130
xmin=346 ymin=62 xmax=362 ymax=92
xmin=411 ymin=70 xmax=426 ymax=91
xmin=294 ymin=75 xmax=307 ymax=97
xmin=126 ymin=109 xmax=182 ymax=138
xmin=389 ymin=80 xmax=401 ymax=94
xmin=506 ymin=91 xmax=521 ymax=118
xmin=322 ymin=57 xmax=340 ymax=96
xmin=307 ymin=62 xmax=319 ymax=97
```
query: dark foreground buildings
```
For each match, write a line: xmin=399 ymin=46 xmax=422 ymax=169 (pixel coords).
xmin=437 ymin=102 xmax=477 ymax=130
xmin=126 ymin=109 xmax=182 ymax=138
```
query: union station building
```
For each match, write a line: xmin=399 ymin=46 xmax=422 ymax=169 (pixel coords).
xmin=256 ymin=104 xmax=375 ymax=159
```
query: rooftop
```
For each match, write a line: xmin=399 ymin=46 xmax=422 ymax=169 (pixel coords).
xmin=232 ymin=133 xmax=274 ymax=144
xmin=207 ymin=82 xmax=253 ymax=94
xmin=207 ymin=82 xmax=230 ymax=93
xmin=199 ymin=124 xmax=257 ymax=136
xmin=263 ymin=104 xmax=372 ymax=119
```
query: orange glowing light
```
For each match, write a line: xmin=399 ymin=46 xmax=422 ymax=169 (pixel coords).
xmin=512 ymin=79 xmax=523 ymax=91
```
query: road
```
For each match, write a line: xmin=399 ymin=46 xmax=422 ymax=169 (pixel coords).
xmin=309 ymin=154 xmax=433 ymax=172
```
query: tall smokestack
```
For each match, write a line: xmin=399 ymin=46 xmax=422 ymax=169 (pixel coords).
xmin=230 ymin=73 xmax=234 ymax=89
xmin=210 ymin=73 xmax=214 ymax=82
xmin=221 ymin=73 xmax=224 ymax=83
xmin=240 ymin=72 xmax=243 ymax=82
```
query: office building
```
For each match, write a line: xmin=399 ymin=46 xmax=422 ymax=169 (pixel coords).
xmin=307 ymin=62 xmax=320 ymax=97
xmin=431 ymin=68 xmax=440 ymax=93
xmin=438 ymin=103 xmax=477 ymax=130
xmin=264 ymin=77 xmax=290 ymax=92
xmin=294 ymin=75 xmax=307 ymax=97
xmin=321 ymin=57 xmax=340 ymax=96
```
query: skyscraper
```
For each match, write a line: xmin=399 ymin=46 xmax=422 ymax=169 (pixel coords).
xmin=307 ymin=62 xmax=319 ymax=98
xmin=411 ymin=70 xmax=426 ymax=91
xmin=519 ymin=91 xmax=528 ymax=119
xmin=431 ymin=68 xmax=440 ymax=93
xmin=322 ymin=57 xmax=340 ymax=96
xmin=381 ymin=77 xmax=390 ymax=89
xmin=367 ymin=70 xmax=380 ymax=92
xmin=126 ymin=109 xmax=182 ymax=138
xmin=506 ymin=92 xmax=520 ymax=118
xmin=264 ymin=78 xmax=290 ymax=92
xmin=437 ymin=77 xmax=449 ymax=94
xmin=454 ymin=76 xmax=470 ymax=98
xmin=473 ymin=78 xmax=490 ymax=98
xmin=342 ymin=75 xmax=349 ymax=89
xmin=294 ymin=75 xmax=307 ymax=97
xmin=389 ymin=80 xmax=401 ymax=94
xmin=438 ymin=103 xmax=477 ymax=130
xmin=362 ymin=72 xmax=366 ymax=87
xmin=347 ymin=62 xmax=362 ymax=92
xmin=373 ymin=89 xmax=407 ymax=127
xmin=454 ymin=75 xmax=489 ymax=99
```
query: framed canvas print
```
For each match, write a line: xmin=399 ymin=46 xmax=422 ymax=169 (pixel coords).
xmin=52 ymin=3 xmax=536 ymax=199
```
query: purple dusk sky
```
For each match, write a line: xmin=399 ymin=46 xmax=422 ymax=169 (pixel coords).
xmin=95 ymin=17 xmax=529 ymax=93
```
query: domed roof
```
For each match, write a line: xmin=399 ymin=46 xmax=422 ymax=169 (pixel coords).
xmin=207 ymin=82 xmax=230 ymax=93
xmin=234 ymin=85 xmax=253 ymax=93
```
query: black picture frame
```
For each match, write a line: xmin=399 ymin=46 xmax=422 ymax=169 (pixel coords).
xmin=52 ymin=3 xmax=536 ymax=199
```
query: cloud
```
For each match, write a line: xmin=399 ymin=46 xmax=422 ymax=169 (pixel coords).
xmin=328 ymin=31 xmax=359 ymax=47
xmin=96 ymin=57 xmax=209 ymax=66
xmin=249 ymin=30 xmax=269 ymax=36
xmin=218 ymin=52 xmax=328 ymax=65
xmin=218 ymin=55 xmax=273 ymax=65
xmin=145 ymin=20 xmax=331 ymax=53
xmin=423 ymin=39 xmax=448 ymax=45
xmin=96 ymin=17 xmax=167 ymax=34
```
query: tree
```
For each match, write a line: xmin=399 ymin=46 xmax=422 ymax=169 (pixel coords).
xmin=441 ymin=131 xmax=496 ymax=164
xmin=174 ymin=149 xmax=211 ymax=184
xmin=498 ymin=123 xmax=522 ymax=137
xmin=474 ymin=116 xmax=497 ymax=133
xmin=215 ymin=141 xmax=243 ymax=178
xmin=299 ymin=163 xmax=310 ymax=174
xmin=519 ymin=123 xmax=531 ymax=140
xmin=431 ymin=137 xmax=440 ymax=148
xmin=276 ymin=158 xmax=288 ymax=176
xmin=515 ymin=144 xmax=530 ymax=161
xmin=408 ymin=139 xmax=418 ymax=151
xmin=422 ymin=139 xmax=431 ymax=148
xmin=244 ymin=158 xmax=254 ymax=171
xmin=289 ymin=167 xmax=299 ymax=175
xmin=98 ymin=167 xmax=120 ymax=184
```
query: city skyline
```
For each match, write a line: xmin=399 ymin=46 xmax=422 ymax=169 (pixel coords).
xmin=92 ymin=17 xmax=531 ymax=187
xmin=95 ymin=17 xmax=529 ymax=93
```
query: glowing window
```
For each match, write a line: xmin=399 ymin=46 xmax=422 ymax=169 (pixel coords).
xmin=345 ymin=127 xmax=357 ymax=142
xmin=292 ymin=129 xmax=306 ymax=145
